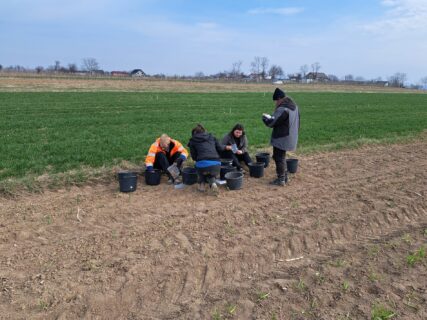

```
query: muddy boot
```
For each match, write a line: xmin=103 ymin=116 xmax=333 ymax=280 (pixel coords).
xmin=271 ymin=161 xmax=287 ymax=186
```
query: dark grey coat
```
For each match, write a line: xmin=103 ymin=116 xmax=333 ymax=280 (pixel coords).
xmin=262 ymin=101 xmax=300 ymax=151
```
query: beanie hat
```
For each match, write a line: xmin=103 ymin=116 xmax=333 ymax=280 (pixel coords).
xmin=272 ymin=88 xmax=285 ymax=100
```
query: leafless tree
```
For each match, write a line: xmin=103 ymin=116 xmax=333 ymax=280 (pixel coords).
xmin=230 ymin=61 xmax=243 ymax=79
xmin=82 ymin=57 xmax=100 ymax=74
xmin=68 ymin=63 xmax=78 ymax=73
xmin=194 ymin=71 xmax=205 ymax=79
xmin=35 ymin=66 xmax=44 ymax=74
xmin=344 ymin=74 xmax=354 ymax=81
xmin=260 ymin=57 xmax=269 ymax=79
xmin=269 ymin=65 xmax=284 ymax=79
xmin=311 ymin=62 xmax=321 ymax=74
xmin=0 ymin=64 xmax=3 ymax=71
xmin=420 ymin=76 xmax=427 ymax=87
xmin=328 ymin=74 xmax=339 ymax=82
xmin=300 ymin=64 xmax=308 ymax=78
xmin=250 ymin=56 xmax=262 ymax=79
xmin=355 ymin=76 xmax=365 ymax=81
xmin=54 ymin=60 xmax=61 ymax=72
xmin=388 ymin=72 xmax=407 ymax=87
xmin=251 ymin=56 xmax=269 ymax=80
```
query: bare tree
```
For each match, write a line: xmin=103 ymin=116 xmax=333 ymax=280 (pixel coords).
xmin=300 ymin=65 xmax=308 ymax=79
xmin=194 ymin=71 xmax=205 ymax=79
xmin=68 ymin=63 xmax=78 ymax=73
xmin=269 ymin=65 xmax=284 ymax=79
xmin=344 ymin=74 xmax=354 ymax=81
xmin=230 ymin=61 xmax=243 ymax=79
xmin=35 ymin=66 xmax=44 ymax=74
xmin=251 ymin=56 xmax=269 ymax=80
xmin=54 ymin=60 xmax=61 ymax=72
xmin=420 ymin=76 xmax=427 ymax=87
xmin=82 ymin=57 xmax=100 ymax=74
xmin=260 ymin=57 xmax=269 ymax=79
xmin=328 ymin=74 xmax=339 ymax=82
xmin=388 ymin=72 xmax=407 ymax=87
xmin=311 ymin=62 xmax=321 ymax=75
xmin=250 ymin=56 xmax=262 ymax=80
xmin=0 ymin=64 xmax=2 ymax=71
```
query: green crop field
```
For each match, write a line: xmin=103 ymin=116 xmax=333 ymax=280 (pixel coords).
xmin=1 ymin=91 xmax=426 ymax=183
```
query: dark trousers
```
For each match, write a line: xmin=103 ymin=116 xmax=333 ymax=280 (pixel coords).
xmin=273 ymin=147 xmax=287 ymax=178
xmin=154 ymin=152 xmax=181 ymax=173
xmin=221 ymin=150 xmax=252 ymax=169
xmin=196 ymin=165 xmax=220 ymax=185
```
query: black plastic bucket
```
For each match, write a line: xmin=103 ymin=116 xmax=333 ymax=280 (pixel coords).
xmin=145 ymin=169 xmax=161 ymax=186
xmin=220 ymin=165 xmax=237 ymax=180
xmin=248 ymin=162 xmax=265 ymax=178
xmin=220 ymin=158 xmax=233 ymax=167
xmin=118 ymin=171 xmax=138 ymax=192
xmin=255 ymin=152 xmax=270 ymax=168
xmin=286 ymin=158 xmax=299 ymax=173
xmin=225 ymin=171 xmax=243 ymax=190
xmin=182 ymin=167 xmax=198 ymax=185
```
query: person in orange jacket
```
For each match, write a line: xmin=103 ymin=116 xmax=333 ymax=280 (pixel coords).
xmin=145 ymin=134 xmax=188 ymax=183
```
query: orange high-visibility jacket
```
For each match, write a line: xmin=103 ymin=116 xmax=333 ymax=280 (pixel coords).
xmin=145 ymin=138 xmax=188 ymax=167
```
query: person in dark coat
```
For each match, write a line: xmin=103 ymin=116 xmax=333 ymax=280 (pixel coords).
xmin=221 ymin=123 xmax=253 ymax=171
xmin=188 ymin=124 xmax=225 ymax=194
xmin=262 ymin=88 xmax=300 ymax=186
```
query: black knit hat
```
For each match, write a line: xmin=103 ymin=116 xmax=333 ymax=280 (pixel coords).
xmin=272 ymin=88 xmax=285 ymax=100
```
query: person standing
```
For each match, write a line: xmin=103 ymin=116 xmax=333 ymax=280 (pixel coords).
xmin=188 ymin=124 xmax=225 ymax=195
xmin=145 ymin=134 xmax=188 ymax=183
xmin=221 ymin=123 xmax=253 ymax=171
xmin=262 ymin=88 xmax=300 ymax=186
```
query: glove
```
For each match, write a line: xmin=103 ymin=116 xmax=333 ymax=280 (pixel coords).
xmin=146 ymin=166 xmax=154 ymax=172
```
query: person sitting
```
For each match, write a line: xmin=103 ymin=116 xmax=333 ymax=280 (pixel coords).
xmin=188 ymin=124 xmax=225 ymax=195
xmin=145 ymin=134 xmax=188 ymax=183
xmin=221 ymin=123 xmax=253 ymax=171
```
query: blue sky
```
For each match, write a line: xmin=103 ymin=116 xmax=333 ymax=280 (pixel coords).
xmin=1 ymin=0 xmax=426 ymax=83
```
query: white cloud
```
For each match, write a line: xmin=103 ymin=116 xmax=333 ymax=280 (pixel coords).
xmin=247 ymin=7 xmax=304 ymax=16
xmin=363 ymin=0 xmax=427 ymax=34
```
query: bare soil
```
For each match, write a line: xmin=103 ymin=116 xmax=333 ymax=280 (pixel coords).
xmin=0 ymin=75 xmax=422 ymax=93
xmin=1 ymin=141 xmax=426 ymax=319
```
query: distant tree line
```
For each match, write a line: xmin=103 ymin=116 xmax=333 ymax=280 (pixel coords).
xmin=1 ymin=57 xmax=426 ymax=89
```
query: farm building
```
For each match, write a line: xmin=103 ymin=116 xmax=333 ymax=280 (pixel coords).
xmin=111 ymin=71 xmax=130 ymax=77
xmin=131 ymin=69 xmax=146 ymax=77
xmin=305 ymin=72 xmax=330 ymax=83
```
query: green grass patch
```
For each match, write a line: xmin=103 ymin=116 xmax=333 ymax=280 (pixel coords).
xmin=1 ymin=91 xmax=426 ymax=184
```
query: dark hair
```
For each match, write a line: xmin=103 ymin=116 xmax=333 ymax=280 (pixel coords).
xmin=229 ymin=123 xmax=245 ymax=137
xmin=191 ymin=123 xmax=206 ymax=135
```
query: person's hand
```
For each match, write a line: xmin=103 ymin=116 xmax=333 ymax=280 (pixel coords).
xmin=146 ymin=166 xmax=154 ymax=172
xmin=236 ymin=150 xmax=243 ymax=155
xmin=225 ymin=145 xmax=232 ymax=151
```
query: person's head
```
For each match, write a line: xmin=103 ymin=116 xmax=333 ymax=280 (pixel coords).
xmin=272 ymin=87 xmax=286 ymax=107
xmin=191 ymin=124 xmax=206 ymax=136
xmin=230 ymin=123 xmax=245 ymax=138
xmin=159 ymin=134 xmax=171 ymax=149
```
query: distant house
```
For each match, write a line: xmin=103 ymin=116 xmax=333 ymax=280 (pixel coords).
xmin=131 ymin=69 xmax=145 ymax=77
xmin=288 ymin=73 xmax=302 ymax=82
xmin=111 ymin=71 xmax=130 ymax=77
xmin=305 ymin=72 xmax=329 ymax=83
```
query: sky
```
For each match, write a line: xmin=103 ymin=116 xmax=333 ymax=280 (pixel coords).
xmin=1 ymin=0 xmax=427 ymax=83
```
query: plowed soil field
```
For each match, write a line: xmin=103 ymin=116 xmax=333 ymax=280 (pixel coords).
xmin=1 ymin=140 xmax=426 ymax=319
